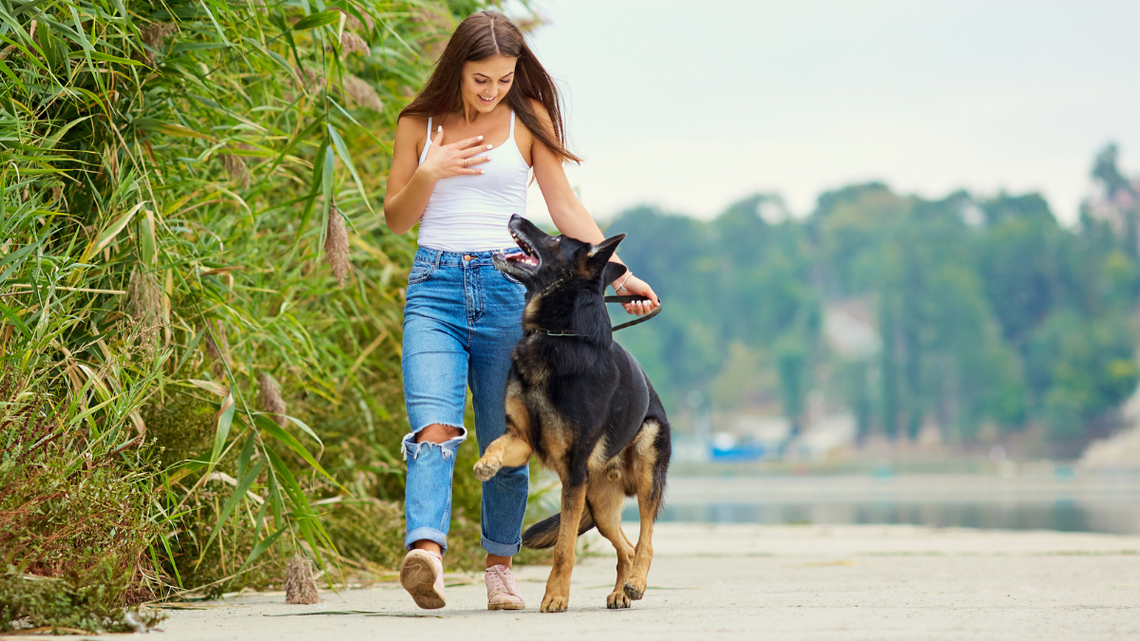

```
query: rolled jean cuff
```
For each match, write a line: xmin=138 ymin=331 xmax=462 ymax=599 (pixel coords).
xmin=406 ymin=527 xmax=449 ymax=555
xmin=481 ymin=534 xmax=521 ymax=557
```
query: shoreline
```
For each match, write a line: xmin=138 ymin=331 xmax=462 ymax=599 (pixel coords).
xmin=660 ymin=471 xmax=1140 ymax=502
xmin=638 ymin=473 xmax=1140 ymax=536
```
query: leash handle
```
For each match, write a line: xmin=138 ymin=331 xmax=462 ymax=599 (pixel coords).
xmin=604 ymin=295 xmax=662 ymax=331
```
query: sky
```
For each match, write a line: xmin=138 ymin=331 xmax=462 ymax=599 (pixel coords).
xmin=513 ymin=0 xmax=1140 ymax=225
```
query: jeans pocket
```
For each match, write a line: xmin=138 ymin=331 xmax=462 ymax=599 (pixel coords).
xmin=408 ymin=261 xmax=432 ymax=285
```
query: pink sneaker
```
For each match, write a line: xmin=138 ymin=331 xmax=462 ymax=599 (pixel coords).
xmin=400 ymin=549 xmax=445 ymax=609
xmin=485 ymin=564 xmax=525 ymax=610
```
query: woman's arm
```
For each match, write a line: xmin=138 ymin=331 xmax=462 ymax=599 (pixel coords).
xmin=528 ymin=102 xmax=660 ymax=314
xmin=384 ymin=117 xmax=493 ymax=235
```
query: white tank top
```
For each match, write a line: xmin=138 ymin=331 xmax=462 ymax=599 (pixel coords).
xmin=416 ymin=110 xmax=530 ymax=252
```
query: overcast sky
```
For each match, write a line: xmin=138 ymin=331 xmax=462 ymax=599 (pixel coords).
xmin=515 ymin=0 xmax=1140 ymax=225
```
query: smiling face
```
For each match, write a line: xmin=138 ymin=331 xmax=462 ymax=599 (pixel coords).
xmin=460 ymin=55 xmax=517 ymax=113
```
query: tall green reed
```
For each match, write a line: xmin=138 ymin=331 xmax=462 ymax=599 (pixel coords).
xmin=1 ymin=0 xmax=513 ymax=602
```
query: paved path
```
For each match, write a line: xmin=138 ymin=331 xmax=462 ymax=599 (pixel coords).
xmin=144 ymin=523 xmax=1139 ymax=641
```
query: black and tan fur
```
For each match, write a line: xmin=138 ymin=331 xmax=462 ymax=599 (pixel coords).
xmin=474 ymin=214 xmax=671 ymax=613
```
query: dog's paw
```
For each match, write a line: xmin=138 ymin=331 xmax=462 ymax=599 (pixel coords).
xmin=472 ymin=456 xmax=502 ymax=482
xmin=606 ymin=590 xmax=631 ymax=609
xmin=540 ymin=593 xmax=569 ymax=613
xmin=623 ymin=580 xmax=645 ymax=601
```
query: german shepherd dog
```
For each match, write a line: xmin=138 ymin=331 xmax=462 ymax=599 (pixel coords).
xmin=473 ymin=214 xmax=671 ymax=613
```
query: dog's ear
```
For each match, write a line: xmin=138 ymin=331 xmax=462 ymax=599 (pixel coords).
xmin=587 ymin=233 xmax=625 ymax=263
xmin=601 ymin=261 xmax=627 ymax=286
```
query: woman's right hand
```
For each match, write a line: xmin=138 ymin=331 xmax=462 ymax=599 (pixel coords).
xmin=420 ymin=126 xmax=494 ymax=181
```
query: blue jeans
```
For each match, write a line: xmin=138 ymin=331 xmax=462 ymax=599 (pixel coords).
xmin=401 ymin=247 xmax=529 ymax=557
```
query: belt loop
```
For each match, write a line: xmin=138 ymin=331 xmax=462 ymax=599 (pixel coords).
xmin=433 ymin=248 xmax=442 ymax=269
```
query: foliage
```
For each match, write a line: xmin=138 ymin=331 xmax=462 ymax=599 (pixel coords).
xmin=0 ymin=370 xmax=159 ymax=631
xmin=0 ymin=372 xmax=155 ymax=590
xmin=0 ymin=564 xmax=164 ymax=634
xmin=0 ymin=0 xmax=517 ymax=627
xmin=609 ymin=145 xmax=1140 ymax=451
xmin=1026 ymin=311 xmax=1139 ymax=439
xmin=608 ymin=198 xmax=821 ymax=428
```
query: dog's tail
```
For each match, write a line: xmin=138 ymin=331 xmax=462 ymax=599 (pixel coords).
xmin=521 ymin=505 xmax=596 ymax=550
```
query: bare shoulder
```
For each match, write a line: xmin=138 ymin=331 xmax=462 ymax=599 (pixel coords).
xmin=395 ymin=114 xmax=430 ymax=138
xmin=395 ymin=114 xmax=430 ymax=157
xmin=397 ymin=114 xmax=429 ymax=130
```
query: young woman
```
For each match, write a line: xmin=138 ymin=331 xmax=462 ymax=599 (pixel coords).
xmin=383 ymin=10 xmax=660 ymax=611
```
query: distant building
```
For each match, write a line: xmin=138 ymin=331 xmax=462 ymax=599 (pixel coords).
xmin=823 ymin=299 xmax=880 ymax=360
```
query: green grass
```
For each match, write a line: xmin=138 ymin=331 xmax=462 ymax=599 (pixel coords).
xmin=0 ymin=0 xmax=535 ymax=630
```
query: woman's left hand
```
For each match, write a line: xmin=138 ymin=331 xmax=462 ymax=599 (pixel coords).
xmin=616 ymin=274 xmax=660 ymax=316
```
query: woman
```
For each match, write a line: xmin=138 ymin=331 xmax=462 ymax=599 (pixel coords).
xmin=383 ymin=10 xmax=659 ymax=611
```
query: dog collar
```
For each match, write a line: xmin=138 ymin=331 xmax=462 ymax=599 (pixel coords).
xmin=527 ymin=328 xmax=579 ymax=338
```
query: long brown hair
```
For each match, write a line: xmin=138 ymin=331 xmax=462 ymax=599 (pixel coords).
xmin=400 ymin=10 xmax=581 ymax=164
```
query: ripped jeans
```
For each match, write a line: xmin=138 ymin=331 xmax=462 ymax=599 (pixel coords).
xmin=400 ymin=247 xmax=529 ymax=556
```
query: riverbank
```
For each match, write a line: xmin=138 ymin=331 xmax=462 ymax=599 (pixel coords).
xmin=651 ymin=473 xmax=1140 ymax=535
xmin=125 ymin=523 xmax=1140 ymax=640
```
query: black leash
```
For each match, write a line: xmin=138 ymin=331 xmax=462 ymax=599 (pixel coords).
xmin=530 ymin=295 xmax=662 ymax=337
xmin=605 ymin=295 xmax=662 ymax=332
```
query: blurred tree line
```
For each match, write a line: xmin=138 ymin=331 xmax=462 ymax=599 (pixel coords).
xmin=609 ymin=145 xmax=1140 ymax=454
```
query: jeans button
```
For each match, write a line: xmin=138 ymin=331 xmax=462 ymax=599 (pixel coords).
xmin=463 ymin=254 xmax=472 ymax=261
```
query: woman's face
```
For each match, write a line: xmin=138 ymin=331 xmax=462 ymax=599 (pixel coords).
xmin=460 ymin=55 xmax=518 ymax=113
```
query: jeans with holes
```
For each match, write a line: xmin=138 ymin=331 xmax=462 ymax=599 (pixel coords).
xmin=401 ymin=247 xmax=529 ymax=556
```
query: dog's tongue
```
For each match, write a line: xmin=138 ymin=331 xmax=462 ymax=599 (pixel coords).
xmin=508 ymin=254 xmax=538 ymax=266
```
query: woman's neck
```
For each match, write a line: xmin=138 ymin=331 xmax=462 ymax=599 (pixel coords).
xmin=457 ymin=101 xmax=507 ymax=125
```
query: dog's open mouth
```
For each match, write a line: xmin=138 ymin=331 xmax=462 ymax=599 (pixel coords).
xmin=507 ymin=230 xmax=540 ymax=269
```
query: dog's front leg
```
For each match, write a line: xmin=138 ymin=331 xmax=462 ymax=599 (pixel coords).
xmin=474 ymin=395 xmax=533 ymax=481
xmin=473 ymin=433 xmax=532 ymax=481
xmin=540 ymin=482 xmax=587 ymax=613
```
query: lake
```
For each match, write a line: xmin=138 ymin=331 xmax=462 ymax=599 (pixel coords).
xmin=622 ymin=473 xmax=1140 ymax=535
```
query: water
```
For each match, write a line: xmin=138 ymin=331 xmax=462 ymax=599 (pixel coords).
xmin=621 ymin=473 xmax=1140 ymax=535
xmin=645 ymin=499 xmax=1140 ymax=535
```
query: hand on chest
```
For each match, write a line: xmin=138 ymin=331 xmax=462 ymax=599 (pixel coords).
xmin=431 ymin=110 xmax=530 ymax=167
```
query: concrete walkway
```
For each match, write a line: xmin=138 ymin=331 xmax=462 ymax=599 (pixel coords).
xmin=147 ymin=523 xmax=1140 ymax=640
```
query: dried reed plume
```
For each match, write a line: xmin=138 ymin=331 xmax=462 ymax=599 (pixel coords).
xmin=258 ymin=372 xmax=288 ymax=428
xmin=340 ymin=31 xmax=370 ymax=56
xmin=325 ymin=207 xmax=351 ymax=288
xmin=127 ymin=267 xmax=163 ymax=351
xmin=342 ymin=74 xmax=383 ymax=112
xmin=221 ymin=152 xmax=251 ymax=189
xmin=139 ymin=22 xmax=176 ymax=64
xmin=295 ymin=66 xmax=325 ymax=94
xmin=284 ymin=554 xmax=320 ymax=604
